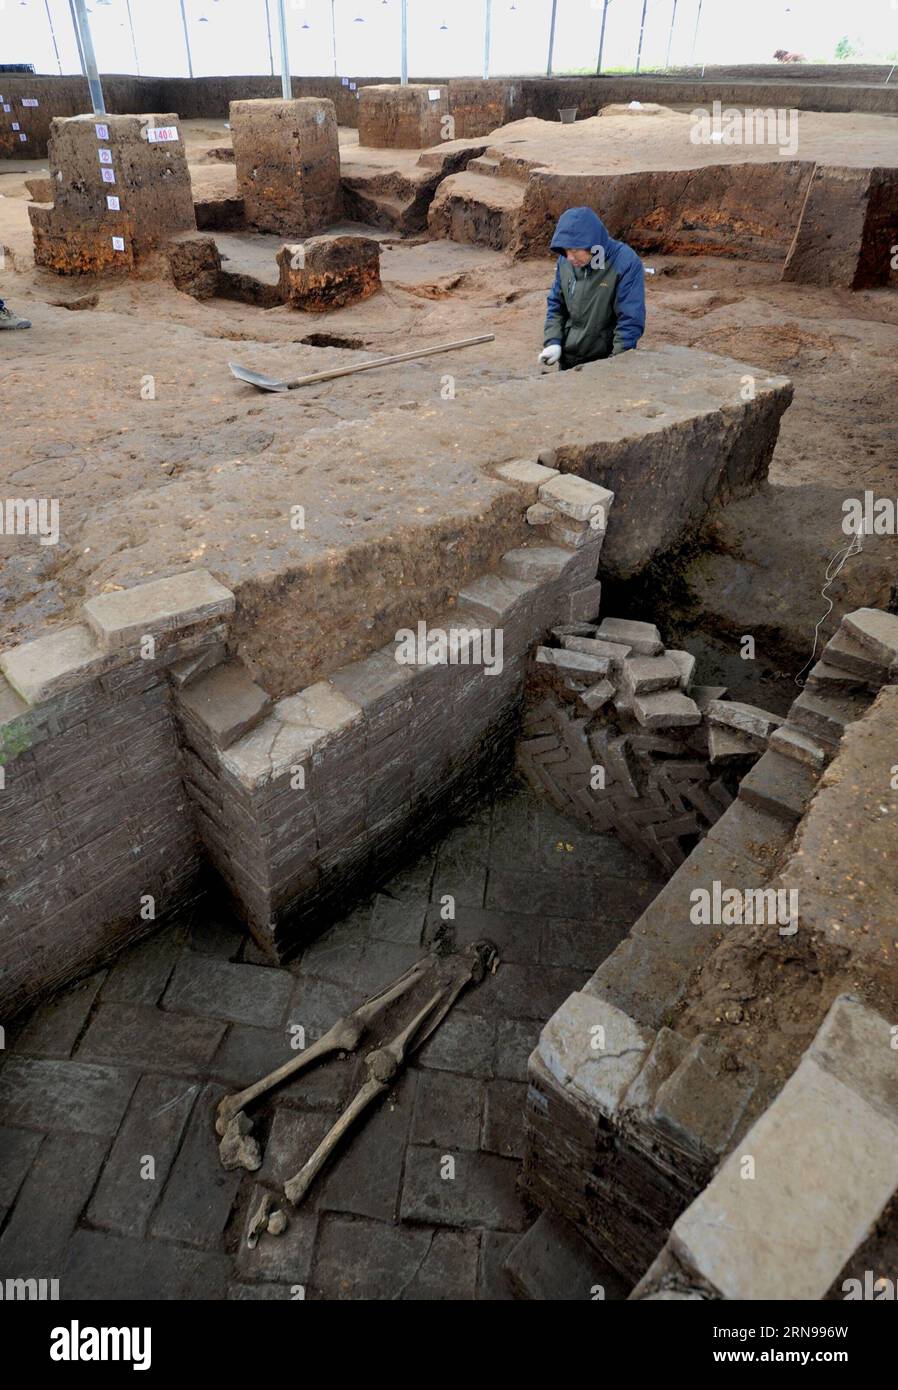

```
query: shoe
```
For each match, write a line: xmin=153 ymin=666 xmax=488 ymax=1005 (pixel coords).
xmin=0 ymin=304 xmax=32 ymax=329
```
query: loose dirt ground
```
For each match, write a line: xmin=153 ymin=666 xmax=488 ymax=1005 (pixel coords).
xmin=1 ymin=118 xmax=895 ymax=662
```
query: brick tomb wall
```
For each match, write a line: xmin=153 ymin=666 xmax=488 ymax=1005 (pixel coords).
xmin=0 ymin=465 xmax=614 ymax=1015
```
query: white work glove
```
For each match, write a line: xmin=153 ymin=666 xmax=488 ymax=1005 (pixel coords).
xmin=538 ymin=344 xmax=562 ymax=366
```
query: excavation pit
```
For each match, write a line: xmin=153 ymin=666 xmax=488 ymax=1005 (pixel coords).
xmin=2 ymin=73 xmax=897 ymax=1305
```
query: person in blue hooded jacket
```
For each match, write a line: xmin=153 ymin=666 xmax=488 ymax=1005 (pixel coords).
xmin=539 ymin=207 xmax=645 ymax=370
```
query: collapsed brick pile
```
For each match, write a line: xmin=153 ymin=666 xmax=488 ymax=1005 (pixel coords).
xmin=517 ymin=616 xmax=784 ymax=874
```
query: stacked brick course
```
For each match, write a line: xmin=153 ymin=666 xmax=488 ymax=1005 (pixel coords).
xmin=0 ymin=572 xmax=233 ymax=1015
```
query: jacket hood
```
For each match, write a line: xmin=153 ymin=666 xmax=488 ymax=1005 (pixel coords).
xmin=550 ymin=207 xmax=611 ymax=253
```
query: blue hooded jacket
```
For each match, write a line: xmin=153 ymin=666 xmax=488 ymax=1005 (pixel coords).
xmin=544 ymin=207 xmax=646 ymax=363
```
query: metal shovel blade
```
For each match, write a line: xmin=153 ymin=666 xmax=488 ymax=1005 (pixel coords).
xmin=228 ymin=361 xmax=290 ymax=393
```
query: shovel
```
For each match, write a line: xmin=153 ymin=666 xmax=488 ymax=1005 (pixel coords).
xmin=228 ymin=333 xmax=495 ymax=393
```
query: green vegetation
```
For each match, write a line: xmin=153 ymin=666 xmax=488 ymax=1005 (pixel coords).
xmin=0 ymin=717 xmax=33 ymax=767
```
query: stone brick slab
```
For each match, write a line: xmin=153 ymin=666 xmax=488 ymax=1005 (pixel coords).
xmin=150 ymin=1083 xmax=242 ymax=1250
xmin=86 ymin=1073 xmax=199 ymax=1238
xmin=738 ymin=749 xmax=819 ymax=823
xmin=538 ymin=991 xmax=653 ymax=1119
xmin=595 ymin=617 xmax=663 ymax=656
xmin=10 ymin=970 xmax=105 ymax=1058
xmin=477 ymin=1229 xmax=519 ymax=1300
xmin=769 ymin=722 xmax=829 ymax=769
xmin=708 ymin=698 xmax=783 ymax=747
xmin=539 ymin=473 xmax=613 ymax=524
xmin=0 ymin=1132 xmax=109 ymax=1280
xmin=489 ymin=962 xmax=586 ymax=1023
xmin=0 ymin=624 xmax=107 ymax=705
xmin=482 ymin=1079 xmax=527 ymax=1160
xmin=209 ymin=1025 xmax=355 ymax=1110
xmin=400 ymin=1145 xmax=527 ymax=1231
xmin=100 ymin=923 xmax=186 ymax=1005
xmin=842 ymin=607 xmax=898 ymax=666
xmin=177 ymin=662 xmax=272 ymax=750
xmin=288 ymin=972 xmax=363 ymax=1041
xmin=653 ymin=1034 xmax=756 ymax=1160
xmin=566 ymin=581 xmax=603 ymax=623
xmin=162 ymin=955 xmax=293 ymax=1029
xmin=500 ymin=546 xmax=573 ymax=584
xmin=416 ymin=1014 xmax=495 ymax=1080
xmin=236 ymin=1184 xmax=318 ymax=1285
xmin=76 ymin=1002 xmax=226 ymax=1075
xmin=496 ymin=1018 xmax=541 ymax=1082
xmin=412 ymin=1069 xmax=484 ymax=1150
xmin=83 ymin=569 xmax=234 ymax=653
xmin=633 ymin=690 xmax=701 ymax=729
xmin=671 ymin=1049 xmax=898 ymax=1299
xmin=622 ymin=655 xmax=681 ymax=696
xmin=0 ymin=1126 xmax=43 ymax=1208
xmin=312 ymin=1215 xmax=478 ymax=1300
xmin=822 ymin=627 xmax=887 ymax=681
xmin=61 ymin=1228 xmax=230 ymax=1300
xmin=705 ymin=797 xmax=793 ymax=871
xmin=811 ymin=994 xmax=898 ymax=1123
xmin=315 ymin=1071 xmax=414 ymax=1222
xmin=504 ymin=1210 xmax=627 ymax=1300
xmin=494 ymin=458 xmax=559 ymax=494
xmin=259 ymin=1108 xmax=332 ymax=1188
xmin=0 ymin=1057 xmax=136 ymax=1136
